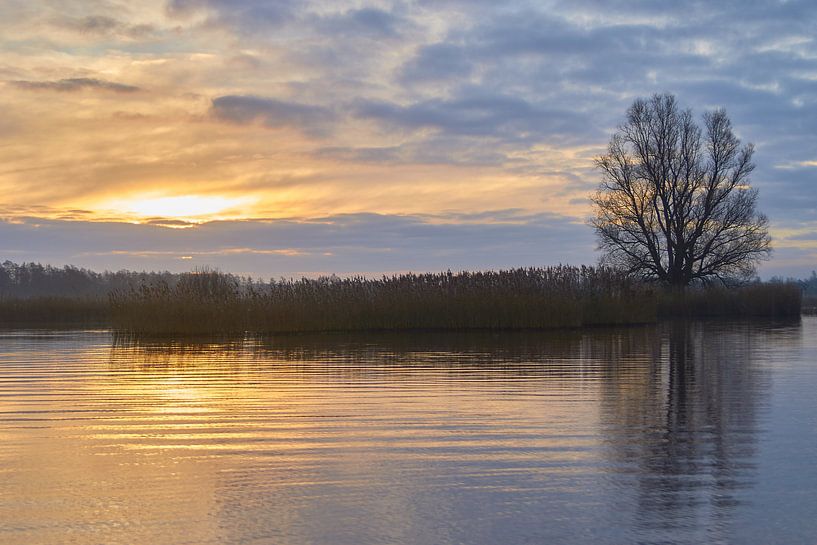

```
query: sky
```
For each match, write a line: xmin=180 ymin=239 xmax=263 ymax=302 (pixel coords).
xmin=0 ymin=0 xmax=815 ymax=278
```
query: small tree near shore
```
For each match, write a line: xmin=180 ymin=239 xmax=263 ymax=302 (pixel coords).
xmin=591 ymin=93 xmax=771 ymax=288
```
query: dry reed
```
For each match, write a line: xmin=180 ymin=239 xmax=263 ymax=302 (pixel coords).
xmin=109 ymin=266 xmax=656 ymax=335
xmin=0 ymin=266 xmax=803 ymax=333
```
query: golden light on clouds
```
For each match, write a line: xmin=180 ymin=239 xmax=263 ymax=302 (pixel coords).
xmin=0 ymin=1 xmax=600 ymax=227
xmin=118 ymin=195 xmax=256 ymax=220
xmin=0 ymin=0 xmax=812 ymax=275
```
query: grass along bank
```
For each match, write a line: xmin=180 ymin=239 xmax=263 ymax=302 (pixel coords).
xmin=108 ymin=266 xmax=656 ymax=335
xmin=1 ymin=266 xmax=802 ymax=334
xmin=108 ymin=267 xmax=800 ymax=335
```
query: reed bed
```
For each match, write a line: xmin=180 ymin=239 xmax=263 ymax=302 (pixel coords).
xmin=109 ymin=266 xmax=656 ymax=335
xmin=1 ymin=266 xmax=803 ymax=333
xmin=657 ymin=282 xmax=802 ymax=318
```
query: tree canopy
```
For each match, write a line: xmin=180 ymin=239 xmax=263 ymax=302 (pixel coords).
xmin=591 ymin=93 xmax=771 ymax=287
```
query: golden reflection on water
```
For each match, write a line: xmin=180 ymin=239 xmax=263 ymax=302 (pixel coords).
xmin=0 ymin=322 xmax=815 ymax=545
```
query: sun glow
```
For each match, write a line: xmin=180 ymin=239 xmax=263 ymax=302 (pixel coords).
xmin=120 ymin=195 xmax=254 ymax=220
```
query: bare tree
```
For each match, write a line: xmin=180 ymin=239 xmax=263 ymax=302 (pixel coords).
xmin=591 ymin=93 xmax=771 ymax=287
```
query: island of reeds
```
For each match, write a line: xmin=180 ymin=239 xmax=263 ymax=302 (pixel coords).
xmin=0 ymin=261 xmax=807 ymax=334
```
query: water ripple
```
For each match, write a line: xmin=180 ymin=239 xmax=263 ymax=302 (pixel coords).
xmin=0 ymin=321 xmax=816 ymax=544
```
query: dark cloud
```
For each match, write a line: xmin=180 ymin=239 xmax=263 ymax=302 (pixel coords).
xmin=211 ymin=95 xmax=335 ymax=137
xmin=10 ymin=78 xmax=141 ymax=93
xmin=400 ymin=43 xmax=474 ymax=84
xmin=354 ymin=89 xmax=594 ymax=142
xmin=143 ymin=218 xmax=198 ymax=227
xmin=759 ymin=167 xmax=817 ymax=221
xmin=0 ymin=213 xmax=595 ymax=276
xmin=70 ymin=15 xmax=119 ymax=33
xmin=166 ymin=0 xmax=405 ymax=38
xmin=166 ymin=0 xmax=296 ymax=32
xmin=316 ymin=7 xmax=405 ymax=38
xmin=53 ymin=15 xmax=156 ymax=39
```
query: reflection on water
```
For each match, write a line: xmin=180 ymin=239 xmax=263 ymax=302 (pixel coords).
xmin=600 ymin=323 xmax=770 ymax=542
xmin=0 ymin=320 xmax=816 ymax=544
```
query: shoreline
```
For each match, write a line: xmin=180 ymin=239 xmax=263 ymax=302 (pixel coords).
xmin=0 ymin=285 xmax=802 ymax=335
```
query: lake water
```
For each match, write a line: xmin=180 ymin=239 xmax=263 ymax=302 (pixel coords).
xmin=1 ymin=318 xmax=816 ymax=544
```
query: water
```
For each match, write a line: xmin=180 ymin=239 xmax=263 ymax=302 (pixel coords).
xmin=1 ymin=319 xmax=816 ymax=545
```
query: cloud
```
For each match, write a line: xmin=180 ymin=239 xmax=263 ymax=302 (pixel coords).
xmin=166 ymin=0 xmax=296 ymax=32
xmin=2 ymin=0 xmax=817 ymax=276
xmin=10 ymin=78 xmax=141 ymax=93
xmin=53 ymin=15 xmax=157 ymax=39
xmin=354 ymin=89 xmax=593 ymax=142
xmin=788 ymin=231 xmax=817 ymax=242
xmin=400 ymin=43 xmax=474 ymax=84
xmin=316 ymin=137 xmax=510 ymax=166
xmin=211 ymin=95 xmax=335 ymax=137
xmin=66 ymin=15 xmax=119 ymax=34
xmin=166 ymin=0 xmax=406 ymax=38
xmin=0 ymin=213 xmax=595 ymax=276
xmin=316 ymin=7 xmax=405 ymax=38
xmin=316 ymin=146 xmax=403 ymax=164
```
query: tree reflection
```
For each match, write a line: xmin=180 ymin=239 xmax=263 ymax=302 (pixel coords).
xmin=599 ymin=321 xmax=774 ymax=539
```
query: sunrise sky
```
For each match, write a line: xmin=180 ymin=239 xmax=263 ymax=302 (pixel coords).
xmin=1 ymin=0 xmax=815 ymax=277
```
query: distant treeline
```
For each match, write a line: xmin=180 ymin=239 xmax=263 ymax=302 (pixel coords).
xmin=794 ymin=271 xmax=817 ymax=312
xmin=0 ymin=261 xmax=805 ymax=332
xmin=769 ymin=270 xmax=817 ymax=296
xmin=0 ymin=261 xmax=177 ymax=324
xmin=0 ymin=261 xmax=176 ymax=298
